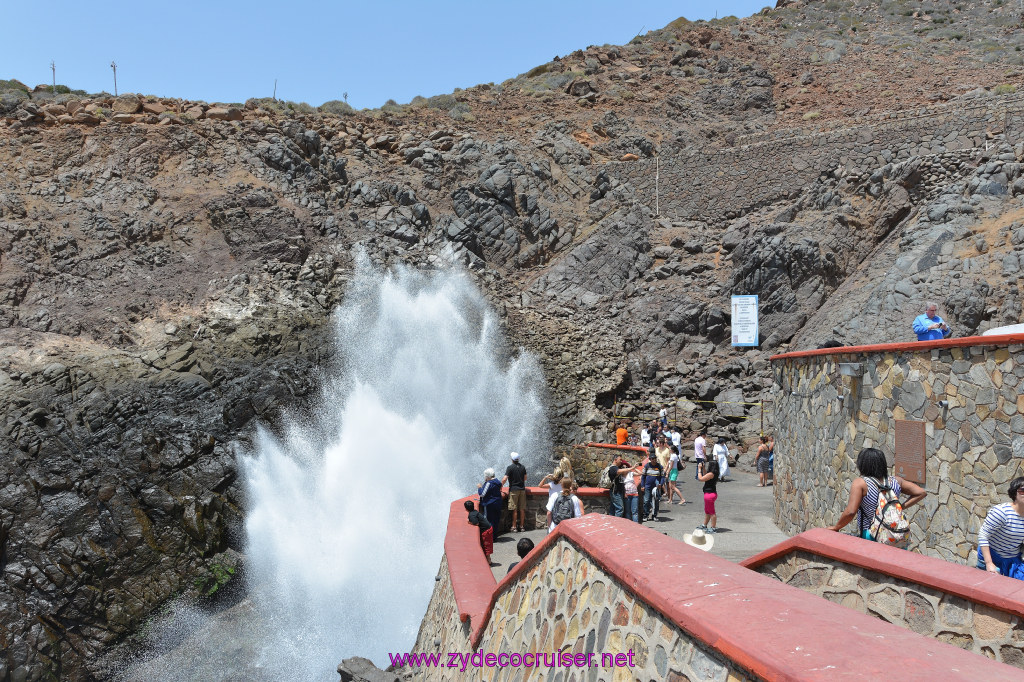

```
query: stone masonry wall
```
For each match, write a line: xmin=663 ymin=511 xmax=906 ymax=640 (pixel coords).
xmin=772 ymin=341 xmax=1024 ymax=563
xmin=609 ymin=93 xmax=1024 ymax=222
xmin=412 ymin=537 xmax=758 ymax=681
xmin=411 ymin=556 xmax=474 ymax=672
xmin=756 ymin=550 xmax=1024 ymax=668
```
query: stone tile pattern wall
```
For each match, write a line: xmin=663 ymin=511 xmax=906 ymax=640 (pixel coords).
xmin=772 ymin=342 xmax=1024 ymax=562
xmin=564 ymin=444 xmax=648 ymax=488
xmin=491 ymin=489 xmax=609 ymax=534
xmin=414 ymin=538 xmax=757 ymax=682
xmin=412 ymin=555 xmax=476 ymax=672
xmin=609 ymin=93 xmax=1024 ymax=222
xmin=756 ymin=550 xmax=1024 ymax=669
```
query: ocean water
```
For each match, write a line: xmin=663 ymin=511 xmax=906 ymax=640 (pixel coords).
xmin=116 ymin=260 xmax=548 ymax=680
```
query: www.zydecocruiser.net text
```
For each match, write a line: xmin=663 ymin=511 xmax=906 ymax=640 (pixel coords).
xmin=389 ymin=650 xmax=637 ymax=672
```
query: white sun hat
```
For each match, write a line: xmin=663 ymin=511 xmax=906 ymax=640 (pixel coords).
xmin=683 ymin=527 xmax=714 ymax=551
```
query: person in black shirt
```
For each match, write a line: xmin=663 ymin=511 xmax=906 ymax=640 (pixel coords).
xmin=606 ymin=455 xmax=629 ymax=518
xmin=501 ymin=452 xmax=528 ymax=532
xmin=465 ymin=499 xmax=493 ymax=563
xmin=697 ymin=458 xmax=720 ymax=534
xmin=640 ymin=455 xmax=665 ymax=522
xmin=506 ymin=537 xmax=535 ymax=575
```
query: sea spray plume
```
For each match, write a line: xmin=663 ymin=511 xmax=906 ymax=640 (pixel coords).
xmin=239 ymin=259 xmax=549 ymax=678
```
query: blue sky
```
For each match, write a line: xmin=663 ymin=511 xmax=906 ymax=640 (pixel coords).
xmin=3 ymin=1 xmax=771 ymax=110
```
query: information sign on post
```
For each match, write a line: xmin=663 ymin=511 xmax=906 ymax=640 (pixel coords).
xmin=731 ymin=295 xmax=759 ymax=347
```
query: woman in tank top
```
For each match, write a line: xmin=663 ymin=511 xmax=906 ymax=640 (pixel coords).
xmin=829 ymin=447 xmax=926 ymax=539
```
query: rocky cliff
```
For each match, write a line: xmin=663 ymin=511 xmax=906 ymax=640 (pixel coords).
xmin=4 ymin=0 xmax=1024 ymax=678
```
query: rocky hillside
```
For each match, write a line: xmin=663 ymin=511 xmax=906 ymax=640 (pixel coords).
xmin=4 ymin=1 xmax=1024 ymax=678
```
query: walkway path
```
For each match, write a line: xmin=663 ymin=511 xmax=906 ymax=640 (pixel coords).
xmin=490 ymin=469 xmax=788 ymax=579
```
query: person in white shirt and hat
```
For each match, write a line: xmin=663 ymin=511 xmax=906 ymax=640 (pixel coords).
xmin=713 ymin=436 xmax=731 ymax=482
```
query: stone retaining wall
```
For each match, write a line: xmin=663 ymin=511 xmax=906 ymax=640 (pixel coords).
xmin=563 ymin=443 xmax=648 ymax=487
xmin=406 ymin=510 xmax=1018 ymax=681
xmin=758 ymin=550 xmax=1024 ymax=668
xmin=770 ymin=336 xmax=1024 ymax=562
xmin=742 ymin=529 xmax=1024 ymax=670
xmin=413 ymin=535 xmax=751 ymax=681
xmin=608 ymin=93 xmax=1024 ymax=221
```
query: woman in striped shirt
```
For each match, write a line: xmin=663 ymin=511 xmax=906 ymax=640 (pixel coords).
xmin=829 ymin=447 xmax=926 ymax=538
xmin=977 ymin=477 xmax=1024 ymax=575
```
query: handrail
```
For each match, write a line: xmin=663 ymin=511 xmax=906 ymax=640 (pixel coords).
xmin=770 ymin=333 xmax=1024 ymax=361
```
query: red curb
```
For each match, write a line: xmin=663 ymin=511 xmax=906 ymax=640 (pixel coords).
xmin=583 ymin=442 xmax=649 ymax=453
xmin=445 ymin=496 xmax=497 ymax=625
xmin=742 ymin=528 xmax=1024 ymax=618
xmin=770 ymin=333 xmax=1024 ymax=361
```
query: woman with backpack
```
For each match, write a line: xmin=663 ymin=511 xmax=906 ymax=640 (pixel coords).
xmin=548 ymin=478 xmax=583 ymax=532
xmin=538 ymin=468 xmax=564 ymax=531
xmin=829 ymin=447 xmax=926 ymax=542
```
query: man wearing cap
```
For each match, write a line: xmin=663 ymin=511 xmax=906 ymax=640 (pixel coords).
xmin=502 ymin=452 xmax=528 ymax=532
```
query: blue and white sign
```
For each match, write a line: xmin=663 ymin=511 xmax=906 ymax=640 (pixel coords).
xmin=731 ymin=295 xmax=759 ymax=347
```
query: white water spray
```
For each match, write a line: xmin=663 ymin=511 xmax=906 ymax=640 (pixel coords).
xmin=238 ymin=261 xmax=548 ymax=678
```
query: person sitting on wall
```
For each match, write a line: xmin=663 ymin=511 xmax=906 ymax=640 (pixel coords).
xmin=506 ymin=537 xmax=535 ymax=575
xmin=465 ymin=499 xmax=493 ymax=564
xmin=615 ymin=421 xmax=629 ymax=445
xmin=976 ymin=477 xmax=1024 ymax=578
xmin=828 ymin=447 xmax=926 ymax=541
xmin=912 ymin=301 xmax=952 ymax=341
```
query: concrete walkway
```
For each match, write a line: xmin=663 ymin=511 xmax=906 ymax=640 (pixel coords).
xmin=490 ymin=468 xmax=788 ymax=579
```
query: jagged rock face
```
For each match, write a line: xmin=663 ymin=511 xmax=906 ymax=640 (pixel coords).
xmin=3 ymin=2 xmax=1024 ymax=678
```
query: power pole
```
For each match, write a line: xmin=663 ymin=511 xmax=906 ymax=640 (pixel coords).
xmin=273 ymin=79 xmax=277 ymax=101
xmin=110 ymin=61 xmax=118 ymax=96
xmin=50 ymin=61 xmax=56 ymax=94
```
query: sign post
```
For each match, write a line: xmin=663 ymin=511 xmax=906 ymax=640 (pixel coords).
xmin=731 ymin=295 xmax=759 ymax=347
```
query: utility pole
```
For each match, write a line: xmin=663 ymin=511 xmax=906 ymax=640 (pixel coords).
xmin=50 ymin=61 xmax=56 ymax=94
xmin=110 ymin=61 xmax=118 ymax=96
xmin=273 ymin=79 xmax=277 ymax=101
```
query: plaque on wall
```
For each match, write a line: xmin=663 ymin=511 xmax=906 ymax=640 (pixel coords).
xmin=894 ymin=419 xmax=927 ymax=485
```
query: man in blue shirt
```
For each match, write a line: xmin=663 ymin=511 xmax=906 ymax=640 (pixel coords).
xmin=913 ymin=302 xmax=951 ymax=341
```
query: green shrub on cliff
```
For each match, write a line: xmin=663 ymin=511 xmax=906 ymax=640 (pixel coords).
xmin=320 ymin=99 xmax=355 ymax=115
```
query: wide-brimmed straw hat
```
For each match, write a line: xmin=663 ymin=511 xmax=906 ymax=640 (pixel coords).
xmin=683 ymin=528 xmax=714 ymax=551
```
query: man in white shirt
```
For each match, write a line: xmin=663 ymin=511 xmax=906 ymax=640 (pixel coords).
xmin=694 ymin=430 xmax=707 ymax=481
xmin=671 ymin=428 xmax=681 ymax=452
